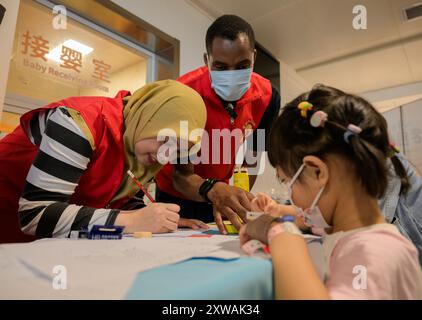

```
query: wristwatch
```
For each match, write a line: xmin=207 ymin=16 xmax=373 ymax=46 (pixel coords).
xmin=198 ymin=179 xmax=220 ymax=204
xmin=267 ymin=215 xmax=302 ymax=244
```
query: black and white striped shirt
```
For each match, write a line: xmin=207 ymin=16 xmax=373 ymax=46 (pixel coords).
xmin=19 ymin=107 xmax=120 ymax=238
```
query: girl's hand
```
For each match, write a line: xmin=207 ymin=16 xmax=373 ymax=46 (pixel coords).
xmin=242 ymin=214 xmax=279 ymax=246
xmin=250 ymin=192 xmax=276 ymax=212
xmin=250 ymin=193 xmax=297 ymax=218
xmin=116 ymin=203 xmax=180 ymax=234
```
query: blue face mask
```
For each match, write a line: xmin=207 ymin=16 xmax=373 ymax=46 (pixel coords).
xmin=209 ymin=67 xmax=253 ymax=102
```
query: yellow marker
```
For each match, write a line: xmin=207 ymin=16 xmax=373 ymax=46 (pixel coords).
xmin=134 ymin=231 xmax=152 ymax=238
xmin=224 ymin=221 xmax=238 ymax=234
xmin=233 ymin=167 xmax=250 ymax=192
xmin=207 ymin=220 xmax=239 ymax=234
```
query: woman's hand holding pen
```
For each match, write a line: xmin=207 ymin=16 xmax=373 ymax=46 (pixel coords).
xmin=115 ymin=203 xmax=180 ymax=234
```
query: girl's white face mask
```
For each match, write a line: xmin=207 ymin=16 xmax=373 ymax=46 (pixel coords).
xmin=286 ymin=163 xmax=331 ymax=236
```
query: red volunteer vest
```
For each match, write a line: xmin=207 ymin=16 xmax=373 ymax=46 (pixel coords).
xmin=155 ymin=66 xmax=272 ymax=199
xmin=0 ymin=90 xmax=130 ymax=243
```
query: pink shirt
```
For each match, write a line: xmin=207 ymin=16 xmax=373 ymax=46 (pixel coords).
xmin=322 ymin=224 xmax=422 ymax=299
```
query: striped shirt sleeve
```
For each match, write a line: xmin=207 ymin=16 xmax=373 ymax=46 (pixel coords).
xmin=19 ymin=107 xmax=120 ymax=238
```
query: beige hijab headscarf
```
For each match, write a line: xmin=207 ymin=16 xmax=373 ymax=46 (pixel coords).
xmin=112 ymin=80 xmax=207 ymax=203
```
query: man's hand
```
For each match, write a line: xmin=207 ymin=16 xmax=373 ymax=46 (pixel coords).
xmin=207 ymin=182 xmax=255 ymax=234
xmin=178 ymin=218 xmax=209 ymax=230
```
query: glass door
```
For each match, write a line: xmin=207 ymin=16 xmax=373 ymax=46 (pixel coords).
xmin=2 ymin=0 xmax=161 ymax=131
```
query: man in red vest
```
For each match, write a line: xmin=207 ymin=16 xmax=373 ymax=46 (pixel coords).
xmin=155 ymin=15 xmax=281 ymax=234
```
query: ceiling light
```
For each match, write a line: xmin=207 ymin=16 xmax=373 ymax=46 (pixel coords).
xmin=46 ymin=39 xmax=93 ymax=63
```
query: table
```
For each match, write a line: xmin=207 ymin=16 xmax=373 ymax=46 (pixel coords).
xmin=0 ymin=230 xmax=324 ymax=299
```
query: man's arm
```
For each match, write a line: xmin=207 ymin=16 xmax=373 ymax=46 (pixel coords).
xmin=173 ymin=163 xmax=205 ymax=202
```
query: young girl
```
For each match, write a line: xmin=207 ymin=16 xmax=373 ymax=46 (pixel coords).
xmin=240 ymin=84 xmax=422 ymax=299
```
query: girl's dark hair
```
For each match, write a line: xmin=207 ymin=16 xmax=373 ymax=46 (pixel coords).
xmin=268 ymin=84 xmax=409 ymax=198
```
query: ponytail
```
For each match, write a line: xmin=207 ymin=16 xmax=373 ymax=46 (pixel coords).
xmin=390 ymin=155 xmax=410 ymax=195
xmin=348 ymin=136 xmax=389 ymax=198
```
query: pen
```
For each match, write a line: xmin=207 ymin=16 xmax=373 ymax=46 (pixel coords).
xmin=127 ymin=170 xmax=156 ymax=203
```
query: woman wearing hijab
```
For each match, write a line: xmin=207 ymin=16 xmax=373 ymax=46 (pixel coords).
xmin=0 ymin=80 xmax=207 ymax=243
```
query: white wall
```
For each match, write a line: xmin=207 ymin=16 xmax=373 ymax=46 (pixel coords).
xmin=111 ymin=0 xmax=212 ymax=75
xmin=280 ymin=61 xmax=311 ymax=106
xmin=0 ymin=0 xmax=20 ymax=120
xmin=362 ymin=80 xmax=422 ymax=113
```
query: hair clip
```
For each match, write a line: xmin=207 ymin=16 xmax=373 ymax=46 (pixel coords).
xmin=310 ymin=111 xmax=328 ymax=127
xmin=298 ymin=101 xmax=313 ymax=118
xmin=344 ymin=124 xmax=362 ymax=143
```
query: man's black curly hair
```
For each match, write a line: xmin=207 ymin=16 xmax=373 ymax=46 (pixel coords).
xmin=205 ymin=15 xmax=255 ymax=53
